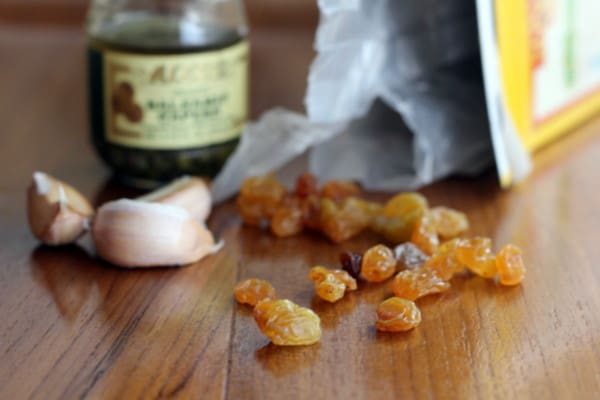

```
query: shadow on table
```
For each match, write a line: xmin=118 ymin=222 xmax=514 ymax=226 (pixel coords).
xmin=28 ymin=243 xmax=179 ymax=323
xmin=310 ymin=292 xmax=357 ymax=330
xmin=29 ymin=244 xmax=105 ymax=322
xmin=255 ymin=342 xmax=321 ymax=377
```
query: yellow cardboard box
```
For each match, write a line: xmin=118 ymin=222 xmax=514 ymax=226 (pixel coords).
xmin=478 ymin=0 xmax=600 ymax=185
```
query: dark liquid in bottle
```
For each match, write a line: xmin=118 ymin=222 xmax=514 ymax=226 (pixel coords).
xmin=88 ymin=16 xmax=245 ymax=188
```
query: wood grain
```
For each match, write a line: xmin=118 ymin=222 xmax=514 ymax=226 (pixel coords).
xmin=1 ymin=17 xmax=600 ymax=400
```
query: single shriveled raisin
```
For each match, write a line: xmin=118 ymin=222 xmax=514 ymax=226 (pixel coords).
xmin=295 ymin=172 xmax=318 ymax=198
xmin=381 ymin=192 xmax=428 ymax=219
xmin=394 ymin=243 xmax=429 ymax=270
xmin=319 ymin=198 xmax=371 ymax=243
xmin=423 ymin=238 xmax=465 ymax=281
xmin=234 ymin=278 xmax=276 ymax=306
xmin=236 ymin=198 xmax=267 ymax=226
xmin=320 ymin=180 xmax=361 ymax=202
xmin=360 ymin=244 xmax=396 ymax=282
xmin=340 ymin=251 xmax=363 ymax=280
xmin=308 ymin=266 xmax=330 ymax=282
xmin=371 ymin=192 xmax=428 ymax=244
xmin=309 ymin=266 xmax=357 ymax=302
xmin=270 ymin=205 xmax=303 ymax=237
xmin=240 ymin=174 xmax=282 ymax=194
xmin=315 ymin=274 xmax=346 ymax=303
xmin=376 ymin=297 xmax=421 ymax=332
xmin=455 ymin=237 xmax=497 ymax=279
xmin=237 ymin=175 xmax=286 ymax=226
xmin=410 ymin=214 xmax=440 ymax=255
xmin=430 ymin=206 xmax=469 ymax=239
xmin=496 ymin=244 xmax=526 ymax=285
xmin=371 ymin=215 xmax=417 ymax=244
xmin=239 ymin=174 xmax=286 ymax=209
xmin=330 ymin=269 xmax=357 ymax=291
xmin=392 ymin=268 xmax=450 ymax=301
xmin=254 ymin=299 xmax=321 ymax=345
xmin=352 ymin=198 xmax=383 ymax=216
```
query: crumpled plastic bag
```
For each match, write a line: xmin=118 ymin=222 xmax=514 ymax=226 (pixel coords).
xmin=212 ymin=0 xmax=526 ymax=202
xmin=211 ymin=108 xmax=346 ymax=201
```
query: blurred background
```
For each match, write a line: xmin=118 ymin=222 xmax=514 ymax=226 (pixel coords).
xmin=0 ymin=0 xmax=328 ymax=192
xmin=0 ymin=0 xmax=319 ymax=117
xmin=3 ymin=0 xmax=598 ymax=190
xmin=0 ymin=0 xmax=317 ymax=29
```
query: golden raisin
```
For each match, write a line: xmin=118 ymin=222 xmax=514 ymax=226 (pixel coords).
xmin=319 ymin=198 xmax=371 ymax=243
xmin=496 ymin=244 xmax=526 ymax=285
xmin=430 ymin=206 xmax=469 ymax=239
xmin=308 ymin=266 xmax=330 ymax=282
xmin=270 ymin=206 xmax=303 ymax=237
xmin=237 ymin=175 xmax=286 ymax=226
xmin=423 ymin=238 xmax=465 ymax=280
xmin=370 ymin=215 xmax=414 ymax=244
xmin=236 ymin=198 xmax=266 ymax=227
xmin=392 ymin=269 xmax=450 ymax=301
xmin=410 ymin=214 xmax=440 ymax=255
xmin=234 ymin=278 xmax=276 ymax=306
xmin=394 ymin=243 xmax=428 ymax=270
xmin=354 ymin=199 xmax=383 ymax=216
xmin=240 ymin=174 xmax=285 ymax=199
xmin=310 ymin=266 xmax=358 ymax=290
xmin=360 ymin=244 xmax=396 ymax=282
xmin=331 ymin=269 xmax=358 ymax=290
xmin=314 ymin=274 xmax=346 ymax=303
xmin=254 ymin=299 xmax=321 ymax=346
xmin=308 ymin=265 xmax=356 ymax=290
xmin=455 ymin=237 xmax=497 ymax=279
xmin=239 ymin=175 xmax=286 ymax=209
xmin=381 ymin=192 xmax=428 ymax=219
xmin=309 ymin=266 xmax=357 ymax=302
xmin=371 ymin=192 xmax=428 ymax=243
xmin=320 ymin=180 xmax=361 ymax=202
xmin=376 ymin=297 xmax=421 ymax=332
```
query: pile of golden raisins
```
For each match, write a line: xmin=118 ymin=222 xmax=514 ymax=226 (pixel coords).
xmin=234 ymin=174 xmax=526 ymax=345
xmin=237 ymin=173 xmax=380 ymax=242
xmin=337 ymin=237 xmax=525 ymax=333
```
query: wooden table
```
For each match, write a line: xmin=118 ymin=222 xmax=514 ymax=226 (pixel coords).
xmin=2 ymin=21 xmax=600 ymax=400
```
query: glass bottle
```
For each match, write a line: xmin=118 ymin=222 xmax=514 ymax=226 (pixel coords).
xmin=86 ymin=0 xmax=248 ymax=188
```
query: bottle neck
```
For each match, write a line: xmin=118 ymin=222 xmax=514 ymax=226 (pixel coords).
xmin=87 ymin=0 xmax=248 ymax=44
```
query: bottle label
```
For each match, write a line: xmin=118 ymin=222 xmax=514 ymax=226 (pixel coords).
xmin=102 ymin=40 xmax=248 ymax=149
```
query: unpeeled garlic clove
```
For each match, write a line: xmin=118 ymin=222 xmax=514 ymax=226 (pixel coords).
xmin=138 ymin=176 xmax=211 ymax=221
xmin=27 ymin=171 xmax=94 ymax=245
xmin=92 ymin=199 xmax=219 ymax=268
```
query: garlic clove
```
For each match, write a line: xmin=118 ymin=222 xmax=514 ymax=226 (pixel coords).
xmin=92 ymin=199 xmax=218 ymax=268
xmin=138 ymin=176 xmax=211 ymax=221
xmin=27 ymin=172 xmax=94 ymax=245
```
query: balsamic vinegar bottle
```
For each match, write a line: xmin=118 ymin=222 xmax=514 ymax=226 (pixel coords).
xmin=87 ymin=0 xmax=248 ymax=187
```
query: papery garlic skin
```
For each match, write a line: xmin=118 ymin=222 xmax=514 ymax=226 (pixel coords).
xmin=92 ymin=199 xmax=217 ymax=268
xmin=27 ymin=172 xmax=94 ymax=245
xmin=138 ymin=176 xmax=211 ymax=221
